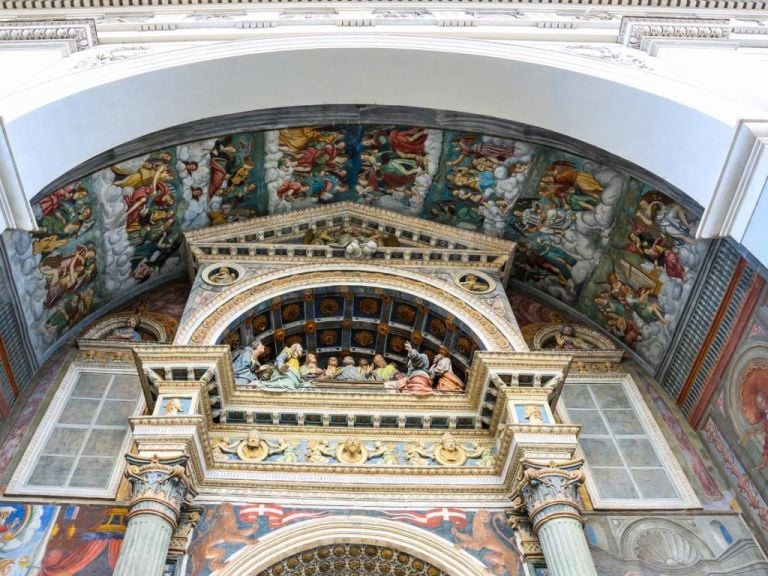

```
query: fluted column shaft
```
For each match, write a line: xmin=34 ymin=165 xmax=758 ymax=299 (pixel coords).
xmin=537 ymin=517 xmax=597 ymax=576
xmin=511 ymin=459 xmax=597 ymax=576
xmin=113 ymin=513 xmax=174 ymax=576
xmin=113 ymin=454 xmax=197 ymax=576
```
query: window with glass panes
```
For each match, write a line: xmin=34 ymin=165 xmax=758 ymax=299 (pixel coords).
xmin=10 ymin=369 xmax=142 ymax=497
xmin=560 ymin=380 xmax=689 ymax=506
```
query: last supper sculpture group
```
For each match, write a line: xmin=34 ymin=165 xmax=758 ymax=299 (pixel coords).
xmin=233 ymin=340 xmax=465 ymax=395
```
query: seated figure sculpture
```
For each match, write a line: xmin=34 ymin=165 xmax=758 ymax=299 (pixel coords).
xmin=300 ymin=352 xmax=324 ymax=379
xmin=321 ymin=356 xmax=341 ymax=380
xmin=371 ymin=354 xmax=398 ymax=382
xmin=430 ymin=353 xmax=465 ymax=392
xmin=257 ymin=343 xmax=312 ymax=391
xmin=232 ymin=339 xmax=269 ymax=385
xmin=335 ymin=356 xmax=361 ymax=381
xmin=358 ymin=358 xmax=373 ymax=379
xmin=385 ymin=342 xmax=434 ymax=396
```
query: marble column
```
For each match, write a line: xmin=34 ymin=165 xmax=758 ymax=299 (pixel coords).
xmin=113 ymin=454 xmax=198 ymax=576
xmin=511 ymin=459 xmax=597 ymax=576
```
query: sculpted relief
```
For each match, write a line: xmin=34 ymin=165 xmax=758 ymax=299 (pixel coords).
xmin=231 ymin=339 xmax=467 ymax=395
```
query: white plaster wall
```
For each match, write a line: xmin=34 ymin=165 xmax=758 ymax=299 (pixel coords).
xmin=0 ymin=36 xmax=752 ymax=206
xmin=2 ymin=35 xmax=768 ymax=269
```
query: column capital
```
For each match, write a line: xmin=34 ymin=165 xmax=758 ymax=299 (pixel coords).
xmin=510 ymin=459 xmax=586 ymax=533
xmin=124 ymin=453 xmax=198 ymax=530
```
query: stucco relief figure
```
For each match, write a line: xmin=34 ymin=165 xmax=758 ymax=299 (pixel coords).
xmin=385 ymin=341 xmax=434 ymax=395
xmin=320 ymin=356 xmax=341 ymax=380
xmin=106 ymin=315 xmax=142 ymax=341
xmin=430 ymin=353 xmax=465 ymax=392
xmin=553 ymin=325 xmax=593 ymax=350
xmin=358 ymin=358 xmax=373 ymax=379
xmin=208 ymin=266 xmax=238 ymax=285
xmin=216 ymin=429 xmax=288 ymax=463
xmin=303 ymin=226 xmax=398 ymax=259
xmin=163 ymin=397 xmax=184 ymax=416
xmin=522 ymin=405 xmax=545 ymax=425
xmin=434 ymin=432 xmax=483 ymax=467
xmin=406 ymin=433 xmax=484 ymax=467
xmin=458 ymin=273 xmax=491 ymax=293
xmin=335 ymin=439 xmax=387 ymax=465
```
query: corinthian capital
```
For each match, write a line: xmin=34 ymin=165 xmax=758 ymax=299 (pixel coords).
xmin=124 ymin=453 xmax=198 ymax=529
xmin=510 ymin=459 xmax=586 ymax=533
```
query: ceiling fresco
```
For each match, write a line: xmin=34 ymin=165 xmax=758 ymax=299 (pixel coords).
xmin=1 ymin=124 xmax=708 ymax=367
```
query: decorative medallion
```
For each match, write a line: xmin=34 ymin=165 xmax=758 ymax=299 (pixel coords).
xmin=202 ymin=262 xmax=244 ymax=287
xmin=454 ymin=271 xmax=495 ymax=295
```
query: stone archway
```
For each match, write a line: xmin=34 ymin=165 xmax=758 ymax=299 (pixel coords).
xmin=211 ymin=516 xmax=492 ymax=576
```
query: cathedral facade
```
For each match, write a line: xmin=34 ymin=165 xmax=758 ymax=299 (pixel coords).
xmin=1 ymin=8 xmax=768 ymax=576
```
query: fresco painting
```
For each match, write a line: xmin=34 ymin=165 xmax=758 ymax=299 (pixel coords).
xmin=266 ymin=127 xmax=353 ymax=212
xmin=39 ymin=505 xmax=125 ymax=576
xmin=0 ymin=348 xmax=68 ymax=479
xmin=189 ymin=504 xmax=523 ymax=576
xmin=507 ymin=151 xmax=624 ymax=304
xmin=700 ymin=283 xmax=768 ymax=544
xmin=577 ymin=186 xmax=705 ymax=364
xmin=429 ymin=132 xmax=532 ymax=234
xmin=4 ymin=125 xmax=709 ymax=367
xmin=0 ymin=504 xmax=57 ymax=576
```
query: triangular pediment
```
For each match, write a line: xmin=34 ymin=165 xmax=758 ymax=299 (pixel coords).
xmin=183 ymin=203 xmax=516 ymax=272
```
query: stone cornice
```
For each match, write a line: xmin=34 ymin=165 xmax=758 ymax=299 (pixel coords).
xmin=618 ymin=16 xmax=732 ymax=52
xmin=0 ymin=19 xmax=97 ymax=52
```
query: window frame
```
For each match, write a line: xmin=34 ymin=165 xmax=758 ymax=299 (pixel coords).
xmin=557 ymin=373 xmax=700 ymax=510
xmin=7 ymin=364 xmax=144 ymax=498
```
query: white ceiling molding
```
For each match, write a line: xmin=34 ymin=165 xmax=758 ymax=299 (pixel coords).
xmin=0 ymin=19 xmax=98 ymax=52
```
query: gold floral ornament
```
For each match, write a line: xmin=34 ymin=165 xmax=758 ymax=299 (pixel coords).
xmin=394 ymin=304 xmax=416 ymax=324
xmin=223 ymin=331 xmax=241 ymax=349
xmin=319 ymin=330 xmax=339 ymax=346
xmin=285 ymin=334 xmax=303 ymax=347
xmin=319 ymin=298 xmax=340 ymax=316
xmin=429 ymin=319 xmax=447 ymax=338
xmin=251 ymin=314 xmax=268 ymax=333
xmin=358 ymin=298 xmax=380 ymax=316
xmin=456 ymin=336 xmax=474 ymax=356
xmin=282 ymin=303 xmax=302 ymax=323
xmin=389 ymin=336 xmax=406 ymax=353
xmin=353 ymin=331 xmax=375 ymax=347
